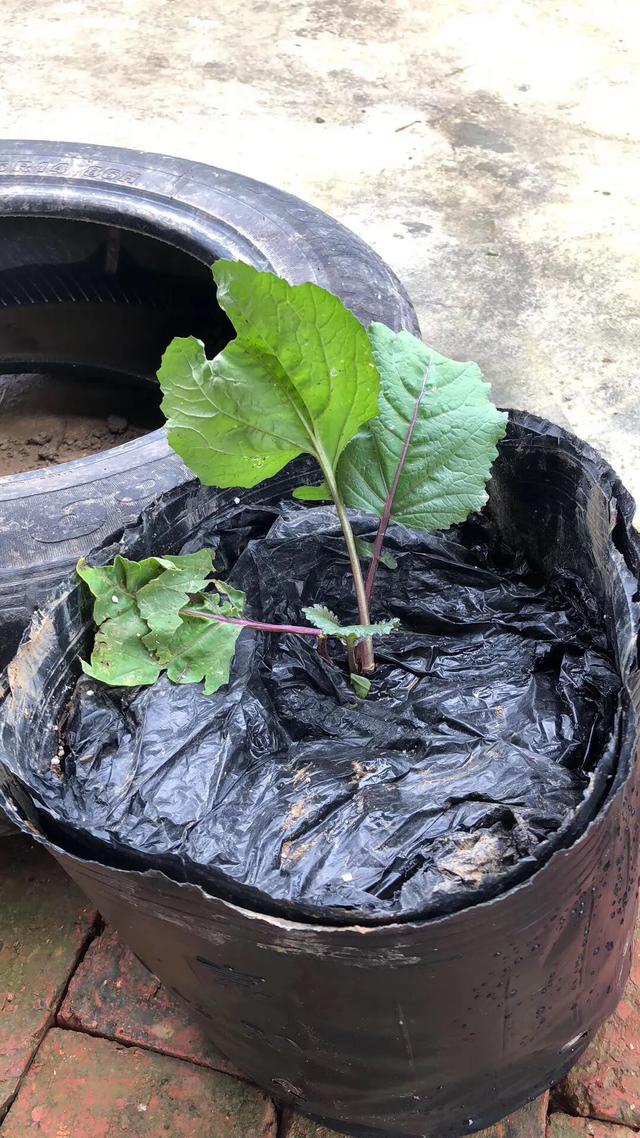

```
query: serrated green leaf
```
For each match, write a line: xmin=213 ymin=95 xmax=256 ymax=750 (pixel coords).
xmin=136 ymin=551 xmax=214 ymax=635
xmin=302 ymin=604 xmax=399 ymax=641
xmin=157 ymin=337 xmax=301 ymax=488
xmin=336 ymin=324 xmax=507 ymax=532
xmin=143 ymin=600 xmax=243 ymax=696
xmin=157 ymin=261 xmax=380 ymax=491
xmin=77 ymin=555 xmax=170 ymax=626
xmin=354 ymin=538 xmax=398 ymax=571
xmin=81 ymin=608 xmax=160 ymax=687
xmin=77 ymin=551 xmax=244 ymax=695
xmin=350 ymin=673 xmax=372 ymax=699
xmin=77 ymin=553 xmax=214 ymax=630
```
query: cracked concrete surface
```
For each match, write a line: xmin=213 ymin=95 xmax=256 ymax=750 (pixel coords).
xmin=0 ymin=0 xmax=638 ymax=500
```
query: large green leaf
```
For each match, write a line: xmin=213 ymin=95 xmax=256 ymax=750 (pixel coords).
xmin=77 ymin=552 xmax=245 ymax=693
xmin=336 ymin=324 xmax=507 ymax=531
xmin=157 ymin=261 xmax=380 ymax=490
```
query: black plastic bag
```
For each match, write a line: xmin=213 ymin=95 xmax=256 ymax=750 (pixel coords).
xmin=31 ymin=496 xmax=620 ymax=925
xmin=1 ymin=412 xmax=639 ymax=1138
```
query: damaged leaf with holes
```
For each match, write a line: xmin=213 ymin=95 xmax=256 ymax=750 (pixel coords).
xmin=77 ymin=552 xmax=246 ymax=695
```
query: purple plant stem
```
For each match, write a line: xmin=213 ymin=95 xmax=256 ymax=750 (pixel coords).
xmin=364 ymin=364 xmax=431 ymax=607
xmin=180 ymin=607 xmax=323 ymax=637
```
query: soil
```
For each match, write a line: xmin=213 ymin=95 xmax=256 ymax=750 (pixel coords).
xmin=0 ymin=372 xmax=162 ymax=477
xmin=0 ymin=413 xmax=148 ymax=475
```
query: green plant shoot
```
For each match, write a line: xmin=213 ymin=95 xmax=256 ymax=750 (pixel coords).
xmin=78 ymin=262 xmax=506 ymax=698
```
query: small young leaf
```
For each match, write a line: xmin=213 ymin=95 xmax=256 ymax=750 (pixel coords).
xmin=157 ymin=261 xmax=380 ymax=491
xmin=292 ymin=483 xmax=332 ymax=502
xmin=355 ymin=538 xmax=398 ymax=571
xmin=350 ymin=673 xmax=372 ymax=699
xmin=336 ymin=325 xmax=507 ymax=532
xmin=302 ymin=604 xmax=399 ymax=641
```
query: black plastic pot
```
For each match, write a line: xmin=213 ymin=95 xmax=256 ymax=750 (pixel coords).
xmin=1 ymin=413 xmax=639 ymax=1138
xmin=0 ymin=139 xmax=418 ymax=672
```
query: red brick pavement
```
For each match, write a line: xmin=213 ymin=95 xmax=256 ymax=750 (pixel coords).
xmin=58 ymin=926 xmax=240 ymax=1076
xmin=0 ymin=837 xmax=96 ymax=1120
xmin=0 ymin=1030 xmax=276 ymax=1137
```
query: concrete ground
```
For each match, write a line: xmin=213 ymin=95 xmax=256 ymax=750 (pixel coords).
xmin=2 ymin=836 xmax=639 ymax=1138
xmin=0 ymin=0 xmax=638 ymax=502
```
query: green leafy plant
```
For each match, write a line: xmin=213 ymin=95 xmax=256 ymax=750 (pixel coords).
xmin=78 ymin=261 xmax=506 ymax=697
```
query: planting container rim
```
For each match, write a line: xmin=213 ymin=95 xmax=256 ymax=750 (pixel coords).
xmin=1 ymin=408 xmax=639 ymax=933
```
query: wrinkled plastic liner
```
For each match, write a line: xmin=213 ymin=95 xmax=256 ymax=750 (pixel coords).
xmin=2 ymin=415 xmax=637 ymax=1137
xmin=51 ymin=496 xmax=620 ymax=924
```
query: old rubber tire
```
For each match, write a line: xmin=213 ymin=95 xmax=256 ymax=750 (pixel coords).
xmin=0 ymin=139 xmax=419 ymax=673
